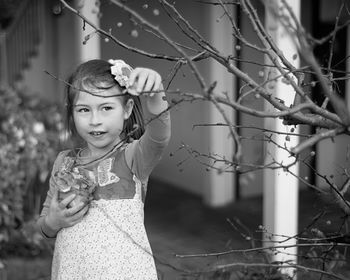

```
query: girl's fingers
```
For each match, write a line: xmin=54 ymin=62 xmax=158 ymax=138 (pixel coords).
xmin=128 ymin=68 xmax=145 ymax=95
xmin=58 ymin=193 xmax=76 ymax=209
xmin=154 ymin=74 xmax=162 ymax=95
xmin=143 ymin=73 xmax=155 ymax=95
xmin=68 ymin=205 xmax=89 ymax=224
xmin=127 ymin=84 xmax=139 ymax=96
xmin=147 ymin=73 xmax=162 ymax=97
xmin=128 ymin=68 xmax=138 ymax=86
xmin=76 ymin=205 xmax=89 ymax=218
xmin=129 ymin=68 xmax=162 ymax=96
xmin=52 ymin=189 xmax=59 ymax=202
xmin=65 ymin=201 xmax=86 ymax=216
xmin=136 ymin=71 xmax=148 ymax=93
xmin=128 ymin=68 xmax=144 ymax=89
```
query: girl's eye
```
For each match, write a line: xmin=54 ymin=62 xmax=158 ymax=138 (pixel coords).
xmin=77 ymin=108 xmax=89 ymax=113
xmin=103 ymin=106 xmax=113 ymax=111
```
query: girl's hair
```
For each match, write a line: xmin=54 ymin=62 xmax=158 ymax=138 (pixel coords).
xmin=65 ymin=59 xmax=145 ymax=144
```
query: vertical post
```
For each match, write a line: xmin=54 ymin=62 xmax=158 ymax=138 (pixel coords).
xmin=0 ymin=31 xmax=8 ymax=87
xmin=205 ymin=4 xmax=236 ymax=206
xmin=74 ymin=0 xmax=101 ymax=62
xmin=347 ymin=25 xmax=350 ymax=109
xmin=263 ymin=0 xmax=300 ymax=277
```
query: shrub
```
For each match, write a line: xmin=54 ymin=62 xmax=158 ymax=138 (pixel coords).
xmin=0 ymin=87 xmax=64 ymax=257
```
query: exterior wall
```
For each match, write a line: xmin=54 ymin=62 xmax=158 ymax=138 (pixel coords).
xmin=100 ymin=1 xmax=214 ymax=196
xmin=238 ymin=2 xmax=265 ymax=197
xmin=21 ymin=0 xmax=81 ymax=105
xmin=21 ymin=1 xmax=58 ymax=102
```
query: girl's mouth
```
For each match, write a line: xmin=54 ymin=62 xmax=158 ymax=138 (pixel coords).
xmin=89 ymin=131 xmax=106 ymax=136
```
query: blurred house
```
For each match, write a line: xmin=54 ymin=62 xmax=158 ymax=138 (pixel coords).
xmin=0 ymin=0 xmax=349 ymax=208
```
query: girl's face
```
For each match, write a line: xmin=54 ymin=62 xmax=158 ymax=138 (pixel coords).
xmin=73 ymin=86 xmax=133 ymax=157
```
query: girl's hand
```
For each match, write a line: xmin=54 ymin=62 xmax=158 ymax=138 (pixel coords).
xmin=44 ymin=189 xmax=89 ymax=234
xmin=128 ymin=67 xmax=168 ymax=115
xmin=128 ymin=68 xmax=162 ymax=97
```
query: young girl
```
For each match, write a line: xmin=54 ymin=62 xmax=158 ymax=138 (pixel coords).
xmin=37 ymin=59 xmax=171 ymax=280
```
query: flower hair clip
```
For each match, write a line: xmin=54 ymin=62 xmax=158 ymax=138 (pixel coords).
xmin=108 ymin=59 xmax=133 ymax=88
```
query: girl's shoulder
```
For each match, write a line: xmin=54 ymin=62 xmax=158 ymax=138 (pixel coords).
xmin=56 ymin=149 xmax=77 ymax=161
xmin=124 ymin=139 xmax=139 ymax=155
xmin=52 ymin=149 xmax=76 ymax=172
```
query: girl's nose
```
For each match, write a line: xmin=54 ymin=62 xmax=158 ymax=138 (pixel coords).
xmin=89 ymin=111 xmax=102 ymax=126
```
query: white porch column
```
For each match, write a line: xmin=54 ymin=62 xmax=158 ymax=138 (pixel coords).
xmin=347 ymin=26 xmax=350 ymax=110
xmin=205 ymin=5 xmax=237 ymax=206
xmin=74 ymin=0 xmax=101 ymax=62
xmin=263 ymin=0 xmax=300 ymax=277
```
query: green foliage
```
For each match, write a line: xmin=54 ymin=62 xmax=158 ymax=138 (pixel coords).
xmin=0 ymin=87 xmax=64 ymax=256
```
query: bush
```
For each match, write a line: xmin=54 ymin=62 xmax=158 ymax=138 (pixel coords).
xmin=0 ymin=87 xmax=64 ymax=257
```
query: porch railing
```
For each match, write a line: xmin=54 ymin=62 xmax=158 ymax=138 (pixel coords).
xmin=0 ymin=0 xmax=43 ymax=87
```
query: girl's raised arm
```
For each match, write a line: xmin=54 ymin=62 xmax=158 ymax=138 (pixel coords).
xmin=124 ymin=67 xmax=171 ymax=181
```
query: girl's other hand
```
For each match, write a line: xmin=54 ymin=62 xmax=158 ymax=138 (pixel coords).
xmin=45 ymin=189 xmax=89 ymax=233
xmin=128 ymin=68 xmax=162 ymax=97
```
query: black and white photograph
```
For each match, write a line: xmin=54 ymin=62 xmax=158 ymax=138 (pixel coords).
xmin=0 ymin=0 xmax=350 ymax=279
